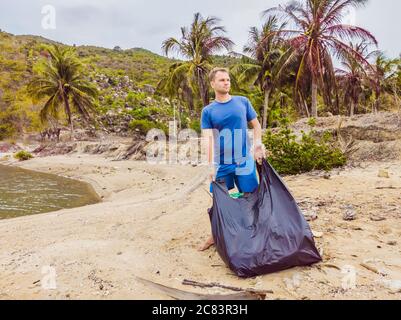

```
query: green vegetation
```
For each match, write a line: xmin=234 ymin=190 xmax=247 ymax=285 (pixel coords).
xmin=159 ymin=12 xmax=234 ymax=110
xmin=0 ymin=32 xmax=176 ymax=140
xmin=263 ymin=119 xmax=347 ymax=175
xmin=0 ymin=122 xmax=15 ymax=140
xmin=1 ymin=0 xmax=401 ymax=173
xmin=129 ymin=119 xmax=168 ymax=135
xmin=28 ymin=45 xmax=99 ymax=138
xmin=14 ymin=150 xmax=33 ymax=161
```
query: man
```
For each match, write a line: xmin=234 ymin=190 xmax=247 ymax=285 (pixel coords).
xmin=199 ymin=67 xmax=267 ymax=251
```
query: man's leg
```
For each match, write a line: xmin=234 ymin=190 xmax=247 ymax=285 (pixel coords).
xmin=198 ymin=174 xmax=235 ymax=251
xmin=235 ymin=164 xmax=259 ymax=196
xmin=198 ymin=234 xmax=215 ymax=251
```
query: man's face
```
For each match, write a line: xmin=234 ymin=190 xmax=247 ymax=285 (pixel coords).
xmin=211 ymin=71 xmax=231 ymax=94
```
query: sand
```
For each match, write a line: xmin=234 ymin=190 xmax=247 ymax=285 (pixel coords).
xmin=0 ymin=152 xmax=400 ymax=300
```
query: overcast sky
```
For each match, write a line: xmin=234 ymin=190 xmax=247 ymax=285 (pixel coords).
xmin=1 ymin=0 xmax=400 ymax=58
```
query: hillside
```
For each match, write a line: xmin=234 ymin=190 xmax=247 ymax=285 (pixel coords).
xmin=0 ymin=30 xmax=241 ymax=140
xmin=289 ymin=112 xmax=401 ymax=163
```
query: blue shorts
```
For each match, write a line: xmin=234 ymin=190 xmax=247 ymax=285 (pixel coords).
xmin=210 ymin=164 xmax=259 ymax=193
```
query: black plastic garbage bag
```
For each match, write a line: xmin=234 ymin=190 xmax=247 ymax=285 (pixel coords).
xmin=208 ymin=159 xmax=322 ymax=278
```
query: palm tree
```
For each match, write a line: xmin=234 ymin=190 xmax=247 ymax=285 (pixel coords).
xmin=232 ymin=15 xmax=286 ymax=129
xmin=336 ymin=42 xmax=376 ymax=116
xmin=162 ymin=12 xmax=234 ymax=108
xmin=157 ymin=62 xmax=196 ymax=130
xmin=28 ymin=45 xmax=98 ymax=139
xmin=370 ymin=53 xmax=399 ymax=113
xmin=157 ymin=61 xmax=195 ymax=111
xmin=266 ymin=0 xmax=377 ymax=118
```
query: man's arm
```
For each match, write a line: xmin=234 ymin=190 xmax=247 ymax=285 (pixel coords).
xmin=249 ymin=118 xmax=262 ymax=145
xmin=202 ymin=129 xmax=216 ymax=181
xmin=249 ymin=118 xmax=266 ymax=164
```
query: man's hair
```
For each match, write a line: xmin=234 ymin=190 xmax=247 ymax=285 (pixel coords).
xmin=209 ymin=67 xmax=230 ymax=82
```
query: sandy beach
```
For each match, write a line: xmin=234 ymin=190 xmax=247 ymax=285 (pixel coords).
xmin=0 ymin=152 xmax=401 ymax=300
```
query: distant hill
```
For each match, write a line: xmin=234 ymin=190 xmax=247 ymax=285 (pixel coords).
xmin=1 ymin=31 xmax=240 ymax=91
xmin=0 ymin=30 xmax=241 ymax=139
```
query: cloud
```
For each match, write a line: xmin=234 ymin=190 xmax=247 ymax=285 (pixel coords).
xmin=0 ymin=0 xmax=400 ymax=57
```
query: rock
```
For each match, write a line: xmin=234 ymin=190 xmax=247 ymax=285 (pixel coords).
xmin=387 ymin=241 xmax=397 ymax=246
xmin=380 ymin=280 xmax=401 ymax=293
xmin=304 ymin=210 xmax=318 ymax=222
xmin=145 ymin=96 xmax=154 ymax=104
xmin=0 ymin=142 xmax=22 ymax=153
xmin=343 ymin=205 xmax=357 ymax=221
xmin=32 ymin=143 xmax=76 ymax=157
xmin=106 ymin=110 xmax=117 ymax=117
xmin=312 ymin=231 xmax=324 ymax=238
xmin=161 ymin=97 xmax=170 ymax=105
xmin=378 ymin=170 xmax=390 ymax=178
xmin=143 ymin=84 xmax=156 ymax=94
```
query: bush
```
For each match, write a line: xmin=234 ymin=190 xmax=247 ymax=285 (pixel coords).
xmin=14 ymin=150 xmax=33 ymax=161
xmin=189 ymin=120 xmax=201 ymax=134
xmin=129 ymin=119 xmax=167 ymax=136
xmin=0 ymin=123 xmax=15 ymax=140
xmin=126 ymin=91 xmax=147 ymax=106
xmin=129 ymin=107 xmax=150 ymax=120
xmin=262 ymin=123 xmax=347 ymax=175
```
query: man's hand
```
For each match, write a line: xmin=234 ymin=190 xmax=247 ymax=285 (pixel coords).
xmin=248 ymin=119 xmax=267 ymax=165
xmin=252 ymin=142 xmax=267 ymax=165
xmin=208 ymin=165 xmax=216 ymax=182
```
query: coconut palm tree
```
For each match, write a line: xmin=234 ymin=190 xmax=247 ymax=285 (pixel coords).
xmin=162 ymin=12 xmax=234 ymax=108
xmin=336 ymin=42 xmax=377 ymax=116
xmin=157 ymin=61 xmax=195 ymax=112
xmin=370 ymin=53 xmax=399 ymax=113
xmin=266 ymin=0 xmax=377 ymax=118
xmin=231 ymin=15 xmax=286 ymax=129
xmin=28 ymin=45 xmax=98 ymax=139
xmin=157 ymin=61 xmax=196 ymax=131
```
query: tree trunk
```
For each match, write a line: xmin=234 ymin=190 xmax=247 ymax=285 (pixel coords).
xmin=374 ymin=93 xmax=380 ymax=114
xmin=350 ymin=100 xmax=355 ymax=117
xmin=197 ymin=69 xmax=209 ymax=107
xmin=178 ymin=103 xmax=182 ymax=131
xmin=62 ymin=92 xmax=74 ymax=141
xmin=311 ymin=76 xmax=318 ymax=118
xmin=262 ymin=88 xmax=271 ymax=130
xmin=70 ymin=121 xmax=74 ymax=141
xmin=303 ymin=99 xmax=310 ymax=118
xmin=373 ymin=97 xmax=380 ymax=113
xmin=200 ymin=80 xmax=209 ymax=107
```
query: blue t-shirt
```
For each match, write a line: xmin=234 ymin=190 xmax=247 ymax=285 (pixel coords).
xmin=201 ymin=96 xmax=258 ymax=176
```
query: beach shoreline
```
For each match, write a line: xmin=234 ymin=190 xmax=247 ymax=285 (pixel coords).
xmin=0 ymin=151 xmax=400 ymax=300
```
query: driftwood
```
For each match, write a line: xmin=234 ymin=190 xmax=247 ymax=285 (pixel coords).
xmin=40 ymin=127 xmax=61 ymax=142
xmin=375 ymin=186 xmax=401 ymax=190
xmin=135 ymin=276 xmax=266 ymax=300
xmin=114 ymin=140 xmax=147 ymax=161
xmin=321 ymin=263 xmax=342 ymax=271
xmin=182 ymin=279 xmax=273 ymax=295
xmin=360 ymin=263 xmax=387 ymax=276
